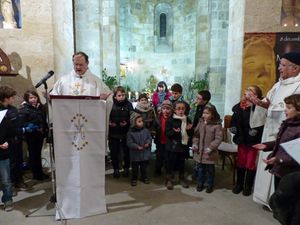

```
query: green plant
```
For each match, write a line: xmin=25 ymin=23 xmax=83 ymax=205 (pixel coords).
xmin=102 ymin=68 xmax=118 ymax=90
xmin=142 ymin=74 xmax=158 ymax=95
xmin=191 ymin=69 xmax=210 ymax=91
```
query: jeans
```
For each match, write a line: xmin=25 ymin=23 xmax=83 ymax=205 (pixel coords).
xmin=0 ymin=158 xmax=13 ymax=203
xmin=196 ymin=163 xmax=215 ymax=187
xmin=131 ymin=160 xmax=148 ymax=181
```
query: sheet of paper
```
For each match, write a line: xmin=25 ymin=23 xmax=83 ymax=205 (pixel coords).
xmin=280 ymin=138 xmax=300 ymax=165
xmin=0 ymin=109 xmax=8 ymax=124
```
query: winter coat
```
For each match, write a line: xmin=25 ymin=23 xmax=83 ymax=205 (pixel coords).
xmin=165 ymin=117 xmax=193 ymax=153
xmin=109 ymin=98 xmax=133 ymax=139
xmin=19 ymin=102 xmax=48 ymax=137
xmin=230 ymin=103 xmax=264 ymax=146
xmin=134 ymin=103 xmax=156 ymax=136
xmin=264 ymin=116 xmax=300 ymax=178
xmin=193 ymin=104 xmax=207 ymax=128
xmin=152 ymin=91 xmax=171 ymax=110
xmin=127 ymin=127 xmax=152 ymax=162
xmin=0 ymin=116 xmax=13 ymax=160
xmin=192 ymin=118 xmax=223 ymax=164
xmin=0 ymin=104 xmax=25 ymax=142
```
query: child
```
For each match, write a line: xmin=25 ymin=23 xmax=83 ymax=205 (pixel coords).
xmin=253 ymin=94 xmax=300 ymax=190
xmin=0 ymin=86 xmax=31 ymax=194
xmin=230 ymin=85 xmax=265 ymax=196
xmin=165 ymin=101 xmax=193 ymax=190
xmin=109 ymin=86 xmax=133 ymax=178
xmin=0 ymin=109 xmax=14 ymax=211
xmin=169 ymin=83 xmax=190 ymax=116
xmin=192 ymin=104 xmax=222 ymax=193
xmin=127 ymin=112 xmax=152 ymax=186
xmin=134 ymin=93 xmax=155 ymax=136
xmin=152 ymin=81 xmax=171 ymax=113
xmin=154 ymin=100 xmax=173 ymax=176
xmin=19 ymin=90 xmax=48 ymax=181
xmin=192 ymin=90 xmax=211 ymax=128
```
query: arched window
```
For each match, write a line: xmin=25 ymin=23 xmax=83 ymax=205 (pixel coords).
xmin=159 ymin=13 xmax=167 ymax=37
xmin=154 ymin=3 xmax=173 ymax=52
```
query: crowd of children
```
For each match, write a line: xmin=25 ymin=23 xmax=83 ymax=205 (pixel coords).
xmin=2 ymin=79 xmax=300 ymax=216
xmin=108 ymin=82 xmax=225 ymax=193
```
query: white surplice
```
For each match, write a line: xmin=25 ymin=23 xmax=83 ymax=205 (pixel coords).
xmin=51 ymin=69 xmax=111 ymax=96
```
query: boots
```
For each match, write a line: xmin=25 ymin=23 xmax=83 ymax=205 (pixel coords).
xmin=232 ymin=167 xmax=246 ymax=194
xmin=243 ymin=169 xmax=256 ymax=196
xmin=166 ymin=175 xmax=174 ymax=190
xmin=179 ymin=174 xmax=189 ymax=188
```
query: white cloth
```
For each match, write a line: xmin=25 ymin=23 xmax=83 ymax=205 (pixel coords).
xmin=52 ymin=98 xmax=107 ymax=219
xmin=253 ymin=72 xmax=300 ymax=207
xmin=249 ymin=105 xmax=267 ymax=129
xmin=173 ymin=114 xmax=189 ymax=145
xmin=51 ymin=69 xmax=113 ymax=154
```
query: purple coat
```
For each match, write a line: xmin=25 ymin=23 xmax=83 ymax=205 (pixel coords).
xmin=264 ymin=116 xmax=300 ymax=178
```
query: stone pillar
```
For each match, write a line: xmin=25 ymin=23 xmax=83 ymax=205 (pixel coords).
xmin=102 ymin=0 xmax=120 ymax=81
xmin=224 ymin=0 xmax=245 ymax=114
xmin=74 ymin=0 xmax=103 ymax=76
xmin=195 ymin=0 xmax=211 ymax=78
xmin=52 ymin=0 xmax=74 ymax=78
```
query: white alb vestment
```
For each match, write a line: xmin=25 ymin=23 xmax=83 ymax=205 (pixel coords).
xmin=253 ymin=73 xmax=300 ymax=207
xmin=51 ymin=69 xmax=111 ymax=96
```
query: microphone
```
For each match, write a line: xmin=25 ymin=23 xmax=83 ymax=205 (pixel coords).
xmin=35 ymin=71 xmax=54 ymax=88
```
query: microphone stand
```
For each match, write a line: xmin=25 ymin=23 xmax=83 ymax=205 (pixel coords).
xmin=25 ymin=81 xmax=66 ymax=225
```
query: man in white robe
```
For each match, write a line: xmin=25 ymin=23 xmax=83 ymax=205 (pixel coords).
xmin=252 ymin=52 xmax=300 ymax=208
xmin=51 ymin=51 xmax=112 ymax=99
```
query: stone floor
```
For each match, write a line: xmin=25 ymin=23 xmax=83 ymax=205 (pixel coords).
xmin=0 ymin=159 xmax=279 ymax=225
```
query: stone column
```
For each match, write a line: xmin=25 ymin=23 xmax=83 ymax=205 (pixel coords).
xmin=102 ymin=0 xmax=120 ymax=81
xmin=224 ymin=0 xmax=245 ymax=114
xmin=74 ymin=0 xmax=103 ymax=76
xmin=195 ymin=0 xmax=211 ymax=79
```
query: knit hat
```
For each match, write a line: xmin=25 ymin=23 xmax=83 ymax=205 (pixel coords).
xmin=282 ymin=52 xmax=300 ymax=66
xmin=161 ymin=100 xmax=173 ymax=110
xmin=130 ymin=111 xmax=142 ymax=128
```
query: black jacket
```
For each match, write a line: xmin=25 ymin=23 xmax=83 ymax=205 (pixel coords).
xmin=165 ymin=117 xmax=193 ymax=152
xmin=230 ymin=103 xmax=264 ymax=146
xmin=109 ymin=98 xmax=133 ymax=139
xmin=0 ymin=116 xmax=13 ymax=160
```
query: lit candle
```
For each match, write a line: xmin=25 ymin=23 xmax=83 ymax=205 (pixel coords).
xmin=135 ymin=91 xmax=139 ymax=100
xmin=128 ymin=91 xmax=131 ymax=100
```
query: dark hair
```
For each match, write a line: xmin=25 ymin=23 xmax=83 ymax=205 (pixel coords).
xmin=138 ymin=93 xmax=148 ymax=101
xmin=284 ymin=94 xmax=300 ymax=112
xmin=72 ymin=51 xmax=89 ymax=63
xmin=198 ymin=90 xmax=211 ymax=102
xmin=174 ymin=101 xmax=186 ymax=114
xmin=23 ymin=90 xmax=41 ymax=104
xmin=0 ymin=86 xmax=16 ymax=102
xmin=204 ymin=104 xmax=220 ymax=121
xmin=250 ymin=85 xmax=263 ymax=99
xmin=156 ymin=81 xmax=168 ymax=92
xmin=113 ymin=86 xmax=126 ymax=97
xmin=171 ymin=83 xmax=183 ymax=93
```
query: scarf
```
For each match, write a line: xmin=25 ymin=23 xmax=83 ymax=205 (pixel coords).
xmin=173 ymin=114 xmax=189 ymax=145
xmin=157 ymin=92 xmax=166 ymax=107
xmin=135 ymin=101 xmax=151 ymax=112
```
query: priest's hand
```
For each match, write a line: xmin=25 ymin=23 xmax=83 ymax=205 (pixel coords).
xmin=99 ymin=92 xmax=112 ymax=100
xmin=252 ymin=143 xmax=267 ymax=151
